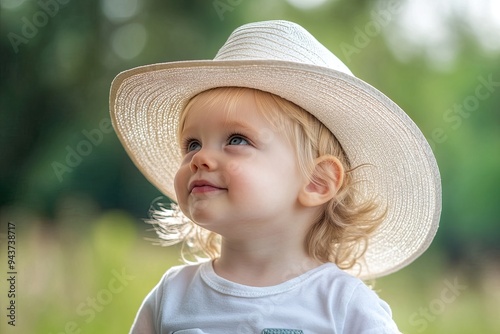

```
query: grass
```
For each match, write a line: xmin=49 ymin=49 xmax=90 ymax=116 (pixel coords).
xmin=1 ymin=210 xmax=498 ymax=333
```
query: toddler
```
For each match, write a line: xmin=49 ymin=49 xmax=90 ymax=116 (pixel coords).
xmin=110 ymin=20 xmax=441 ymax=334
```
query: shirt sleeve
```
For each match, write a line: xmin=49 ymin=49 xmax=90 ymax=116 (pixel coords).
xmin=342 ymin=282 xmax=401 ymax=334
xmin=129 ymin=274 xmax=166 ymax=334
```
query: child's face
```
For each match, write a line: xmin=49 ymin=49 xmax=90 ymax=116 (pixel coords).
xmin=174 ymin=90 xmax=307 ymax=238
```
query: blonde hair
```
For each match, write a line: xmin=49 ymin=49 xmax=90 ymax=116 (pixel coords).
xmin=150 ymin=87 xmax=386 ymax=270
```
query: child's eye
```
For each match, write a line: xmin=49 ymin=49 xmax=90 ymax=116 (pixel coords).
xmin=183 ymin=139 xmax=201 ymax=153
xmin=227 ymin=135 xmax=249 ymax=146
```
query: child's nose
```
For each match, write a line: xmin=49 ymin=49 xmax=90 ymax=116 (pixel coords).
xmin=190 ymin=148 xmax=218 ymax=172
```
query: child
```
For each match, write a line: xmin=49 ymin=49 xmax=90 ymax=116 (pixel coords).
xmin=110 ymin=20 xmax=441 ymax=333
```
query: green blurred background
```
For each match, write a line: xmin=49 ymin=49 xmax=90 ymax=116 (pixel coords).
xmin=1 ymin=0 xmax=499 ymax=333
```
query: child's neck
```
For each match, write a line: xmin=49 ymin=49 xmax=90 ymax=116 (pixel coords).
xmin=213 ymin=236 xmax=323 ymax=287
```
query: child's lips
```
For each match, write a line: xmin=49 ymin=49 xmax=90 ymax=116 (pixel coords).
xmin=189 ymin=180 xmax=225 ymax=194
xmin=191 ymin=185 xmax=224 ymax=194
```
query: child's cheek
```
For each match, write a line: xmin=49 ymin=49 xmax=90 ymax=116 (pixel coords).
xmin=173 ymin=168 xmax=188 ymax=200
xmin=226 ymin=161 xmax=243 ymax=178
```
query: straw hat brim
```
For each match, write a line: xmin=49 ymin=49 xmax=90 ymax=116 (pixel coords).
xmin=110 ymin=59 xmax=441 ymax=279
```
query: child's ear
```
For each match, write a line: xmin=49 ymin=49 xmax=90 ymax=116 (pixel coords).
xmin=298 ymin=155 xmax=345 ymax=207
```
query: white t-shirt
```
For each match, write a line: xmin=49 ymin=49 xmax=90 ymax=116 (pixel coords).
xmin=130 ymin=261 xmax=400 ymax=334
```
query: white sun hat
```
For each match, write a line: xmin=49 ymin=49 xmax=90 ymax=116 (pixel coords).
xmin=109 ymin=20 xmax=441 ymax=279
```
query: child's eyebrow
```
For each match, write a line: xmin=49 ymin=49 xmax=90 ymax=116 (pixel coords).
xmin=222 ymin=120 xmax=259 ymax=133
xmin=180 ymin=119 xmax=260 ymax=136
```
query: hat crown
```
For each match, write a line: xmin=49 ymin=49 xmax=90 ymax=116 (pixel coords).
xmin=215 ymin=20 xmax=353 ymax=76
